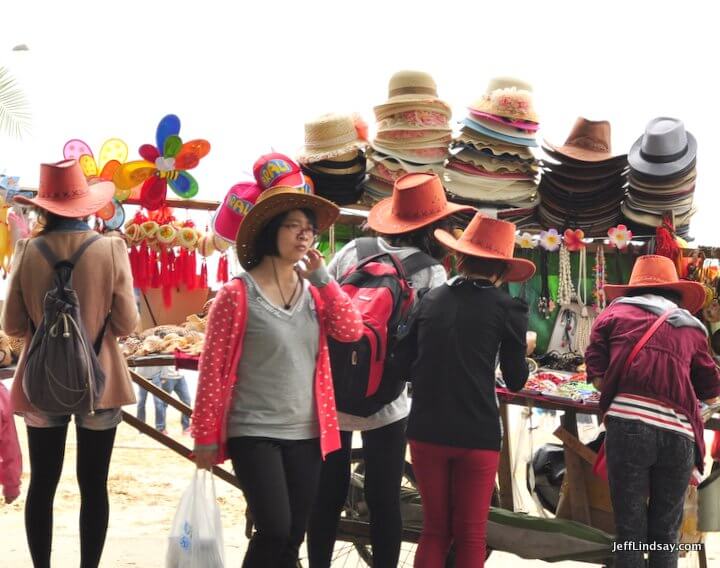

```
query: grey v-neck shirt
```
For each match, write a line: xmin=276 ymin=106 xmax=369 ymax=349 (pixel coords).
xmin=227 ymin=272 xmax=320 ymax=439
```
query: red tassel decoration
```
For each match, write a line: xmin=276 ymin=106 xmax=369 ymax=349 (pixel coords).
xmin=186 ymin=250 xmax=197 ymax=290
xmin=199 ymin=258 xmax=208 ymax=289
xmin=137 ymin=242 xmax=149 ymax=291
xmin=176 ymin=248 xmax=186 ymax=287
xmin=149 ymin=248 xmax=160 ymax=288
xmin=217 ymin=252 xmax=229 ymax=283
xmin=655 ymin=220 xmax=682 ymax=276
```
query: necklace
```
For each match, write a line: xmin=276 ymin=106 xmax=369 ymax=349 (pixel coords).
xmin=271 ymin=258 xmax=300 ymax=310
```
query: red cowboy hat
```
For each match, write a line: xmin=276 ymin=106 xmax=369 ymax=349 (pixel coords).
xmin=14 ymin=159 xmax=115 ymax=218
xmin=604 ymin=255 xmax=706 ymax=313
xmin=367 ymin=173 xmax=474 ymax=235
xmin=434 ymin=214 xmax=536 ymax=282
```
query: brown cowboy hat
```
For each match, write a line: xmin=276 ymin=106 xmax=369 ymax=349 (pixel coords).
xmin=367 ymin=173 xmax=474 ymax=235
xmin=604 ymin=254 xmax=706 ymax=313
xmin=14 ymin=159 xmax=115 ymax=218
xmin=434 ymin=214 xmax=536 ymax=282
xmin=544 ymin=118 xmax=626 ymax=163
xmin=235 ymin=186 xmax=339 ymax=270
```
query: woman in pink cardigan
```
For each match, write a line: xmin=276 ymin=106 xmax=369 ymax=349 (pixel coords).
xmin=192 ymin=185 xmax=362 ymax=568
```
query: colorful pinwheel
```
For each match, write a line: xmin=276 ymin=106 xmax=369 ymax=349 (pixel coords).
xmin=113 ymin=115 xmax=210 ymax=210
xmin=63 ymin=138 xmax=130 ymax=230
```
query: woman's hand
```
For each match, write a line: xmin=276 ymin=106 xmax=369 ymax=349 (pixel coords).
xmin=194 ymin=447 xmax=217 ymax=471
xmin=296 ymin=249 xmax=326 ymax=281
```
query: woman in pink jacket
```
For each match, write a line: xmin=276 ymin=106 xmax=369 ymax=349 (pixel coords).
xmin=0 ymin=380 xmax=21 ymax=505
xmin=192 ymin=184 xmax=363 ymax=568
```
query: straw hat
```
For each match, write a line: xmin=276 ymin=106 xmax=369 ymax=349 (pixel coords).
xmin=434 ymin=214 xmax=536 ymax=282
xmin=604 ymin=255 xmax=705 ymax=313
xmin=14 ymin=159 xmax=115 ymax=218
xmin=469 ymin=77 xmax=539 ymax=124
xmin=235 ymin=186 xmax=339 ymax=270
xmin=297 ymin=113 xmax=366 ymax=164
xmin=367 ymin=172 xmax=474 ymax=234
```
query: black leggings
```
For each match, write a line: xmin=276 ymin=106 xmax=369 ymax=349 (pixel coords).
xmin=25 ymin=425 xmax=116 ymax=568
xmin=308 ymin=418 xmax=408 ymax=568
xmin=228 ymin=436 xmax=322 ymax=568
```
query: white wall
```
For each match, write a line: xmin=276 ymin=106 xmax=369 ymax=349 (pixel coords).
xmin=2 ymin=0 xmax=718 ymax=242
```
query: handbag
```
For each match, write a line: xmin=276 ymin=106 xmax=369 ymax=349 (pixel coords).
xmin=592 ymin=308 xmax=677 ymax=479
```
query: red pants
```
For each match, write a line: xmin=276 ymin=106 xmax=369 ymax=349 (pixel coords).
xmin=409 ymin=440 xmax=499 ymax=568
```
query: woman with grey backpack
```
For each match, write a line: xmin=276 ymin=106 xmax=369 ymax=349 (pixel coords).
xmin=2 ymin=160 xmax=138 ymax=568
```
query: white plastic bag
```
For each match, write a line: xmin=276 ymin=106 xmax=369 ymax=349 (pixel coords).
xmin=166 ymin=470 xmax=225 ymax=568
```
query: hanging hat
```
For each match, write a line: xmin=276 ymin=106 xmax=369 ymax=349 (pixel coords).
xmin=604 ymin=254 xmax=705 ymax=313
xmin=235 ymin=186 xmax=339 ymax=270
xmin=253 ymin=153 xmax=307 ymax=190
xmin=14 ymin=159 xmax=115 ymax=218
xmin=544 ymin=118 xmax=625 ymax=162
xmin=367 ymin=172 xmax=474 ymax=234
xmin=434 ymin=214 xmax=536 ymax=282
xmin=628 ymin=117 xmax=697 ymax=178
xmin=211 ymin=182 xmax=262 ymax=243
xmin=469 ymin=77 xmax=539 ymax=124
xmin=297 ymin=113 xmax=366 ymax=164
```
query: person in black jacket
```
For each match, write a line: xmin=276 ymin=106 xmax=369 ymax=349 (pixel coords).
xmin=406 ymin=214 xmax=535 ymax=568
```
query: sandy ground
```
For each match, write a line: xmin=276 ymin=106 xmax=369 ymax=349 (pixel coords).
xmin=1 ymin=395 xmax=719 ymax=567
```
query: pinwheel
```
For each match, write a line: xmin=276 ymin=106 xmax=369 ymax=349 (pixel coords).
xmin=63 ymin=137 xmax=130 ymax=230
xmin=113 ymin=114 xmax=211 ymax=211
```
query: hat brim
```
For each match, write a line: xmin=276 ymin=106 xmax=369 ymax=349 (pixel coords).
xmin=13 ymin=180 xmax=116 ymax=218
xmin=628 ymin=132 xmax=697 ymax=178
xmin=235 ymin=188 xmax=339 ymax=270
xmin=543 ymin=139 xmax=619 ymax=162
xmin=434 ymin=228 xmax=536 ymax=282
xmin=297 ymin=141 xmax=366 ymax=165
xmin=367 ymin=197 xmax=474 ymax=235
xmin=604 ymin=280 xmax=706 ymax=314
xmin=541 ymin=146 xmax=628 ymax=167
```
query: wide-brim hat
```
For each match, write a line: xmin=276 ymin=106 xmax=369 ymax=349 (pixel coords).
xmin=604 ymin=254 xmax=705 ymax=313
xmin=469 ymin=77 xmax=539 ymax=124
xmin=297 ymin=113 xmax=366 ymax=164
xmin=434 ymin=214 xmax=536 ymax=282
xmin=368 ymin=172 xmax=474 ymax=235
xmin=544 ymin=117 xmax=623 ymax=162
xmin=14 ymin=159 xmax=115 ymax=218
xmin=235 ymin=186 xmax=339 ymax=270
xmin=375 ymin=70 xmax=444 ymax=106
xmin=629 ymin=117 xmax=697 ymax=178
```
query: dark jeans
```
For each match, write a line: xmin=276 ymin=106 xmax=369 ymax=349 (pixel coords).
xmin=157 ymin=377 xmax=192 ymax=431
xmin=605 ymin=416 xmax=695 ymax=568
xmin=228 ymin=436 xmax=322 ymax=568
xmin=307 ymin=418 xmax=408 ymax=568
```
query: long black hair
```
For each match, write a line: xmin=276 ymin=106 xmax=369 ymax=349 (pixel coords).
xmin=381 ymin=218 xmax=453 ymax=261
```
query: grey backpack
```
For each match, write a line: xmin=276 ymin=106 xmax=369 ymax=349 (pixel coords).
xmin=22 ymin=235 xmax=110 ymax=415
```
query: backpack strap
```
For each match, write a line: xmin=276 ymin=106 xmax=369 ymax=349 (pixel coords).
xmin=33 ymin=234 xmax=102 ymax=271
xmin=400 ymin=251 xmax=440 ymax=278
xmin=356 ymin=237 xmax=439 ymax=278
xmin=355 ymin=237 xmax=381 ymax=261
xmin=622 ymin=309 xmax=677 ymax=375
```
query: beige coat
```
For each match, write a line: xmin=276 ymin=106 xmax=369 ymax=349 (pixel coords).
xmin=1 ymin=230 xmax=139 ymax=412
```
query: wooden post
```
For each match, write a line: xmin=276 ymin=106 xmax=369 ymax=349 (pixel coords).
xmin=557 ymin=410 xmax=592 ymax=525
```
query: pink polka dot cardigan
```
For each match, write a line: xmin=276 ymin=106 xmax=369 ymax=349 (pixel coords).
xmin=192 ymin=277 xmax=363 ymax=463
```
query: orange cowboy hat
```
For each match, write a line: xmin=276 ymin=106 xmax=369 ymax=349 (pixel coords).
xmin=367 ymin=173 xmax=474 ymax=235
xmin=434 ymin=214 xmax=536 ymax=282
xmin=14 ymin=159 xmax=115 ymax=218
xmin=604 ymin=255 xmax=706 ymax=313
